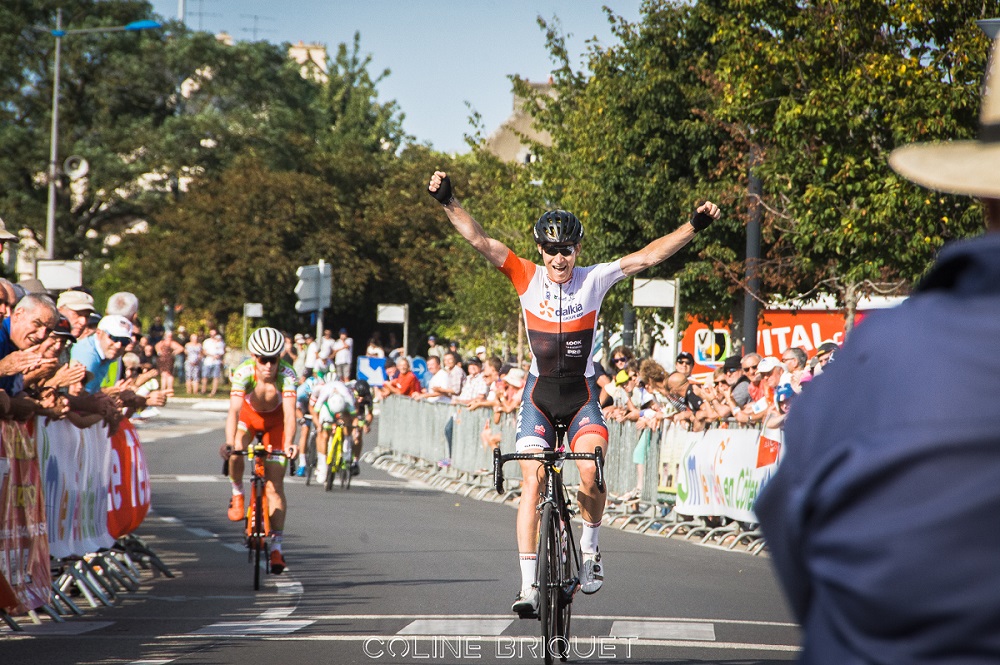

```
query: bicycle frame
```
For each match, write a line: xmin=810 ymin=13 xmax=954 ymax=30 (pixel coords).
xmin=235 ymin=435 xmax=285 ymax=590
xmin=323 ymin=417 xmax=352 ymax=491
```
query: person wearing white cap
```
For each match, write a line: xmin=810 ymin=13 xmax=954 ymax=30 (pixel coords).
xmin=56 ymin=289 xmax=96 ymax=338
xmin=756 ymin=37 xmax=1000 ymax=664
xmin=70 ymin=315 xmax=134 ymax=394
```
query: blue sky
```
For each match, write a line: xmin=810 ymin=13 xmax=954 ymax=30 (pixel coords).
xmin=148 ymin=1 xmax=642 ymax=154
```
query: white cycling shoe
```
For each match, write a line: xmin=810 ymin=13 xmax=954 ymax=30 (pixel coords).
xmin=512 ymin=587 xmax=539 ymax=617
xmin=580 ymin=550 xmax=604 ymax=594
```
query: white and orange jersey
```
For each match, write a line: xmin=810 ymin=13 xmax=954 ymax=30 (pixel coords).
xmin=498 ymin=249 xmax=626 ymax=378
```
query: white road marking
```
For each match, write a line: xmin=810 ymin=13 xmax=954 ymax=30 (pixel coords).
xmin=398 ymin=619 xmax=513 ymax=636
xmin=259 ymin=607 xmax=295 ymax=620
xmin=611 ymin=620 xmax=716 ymax=641
xmin=298 ymin=613 xmax=797 ymax=627
xmin=274 ymin=580 xmax=304 ymax=595
xmin=185 ymin=527 xmax=217 ymax=538
xmin=176 ymin=475 xmax=223 ymax=483
xmin=223 ymin=543 xmax=246 ymax=553
xmin=167 ymin=633 xmax=799 ymax=651
xmin=188 ymin=620 xmax=314 ymax=636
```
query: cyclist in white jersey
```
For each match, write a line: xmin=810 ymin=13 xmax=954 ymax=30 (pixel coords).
xmin=308 ymin=378 xmax=357 ymax=484
xmin=429 ymin=171 xmax=720 ymax=615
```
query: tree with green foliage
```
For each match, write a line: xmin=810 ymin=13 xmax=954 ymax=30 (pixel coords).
xmin=706 ymin=0 xmax=994 ymax=326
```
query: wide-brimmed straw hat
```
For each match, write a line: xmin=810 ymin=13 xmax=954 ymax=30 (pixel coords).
xmin=890 ymin=38 xmax=1000 ymax=197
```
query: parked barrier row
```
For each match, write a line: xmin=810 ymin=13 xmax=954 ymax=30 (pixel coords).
xmin=375 ymin=396 xmax=785 ymax=554
xmin=0 ymin=417 xmax=170 ymax=631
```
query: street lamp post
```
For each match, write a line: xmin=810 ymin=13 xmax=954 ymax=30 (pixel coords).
xmin=44 ymin=10 xmax=160 ymax=260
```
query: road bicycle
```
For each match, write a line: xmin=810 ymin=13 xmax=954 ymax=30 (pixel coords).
xmin=493 ymin=424 xmax=605 ymax=664
xmin=235 ymin=433 xmax=286 ymax=590
xmin=324 ymin=416 xmax=352 ymax=491
xmin=300 ymin=418 xmax=318 ymax=486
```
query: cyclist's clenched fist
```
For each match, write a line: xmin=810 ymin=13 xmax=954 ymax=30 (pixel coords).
xmin=428 ymin=170 xmax=455 ymax=206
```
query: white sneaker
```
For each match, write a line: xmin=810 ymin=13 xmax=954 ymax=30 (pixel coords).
xmin=315 ymin=465 xmax=328 ymax=484
xmin=580 ymin=551 xmax=603 ymax=594
xmin=511 ymin=587 xmax=539 ymax=617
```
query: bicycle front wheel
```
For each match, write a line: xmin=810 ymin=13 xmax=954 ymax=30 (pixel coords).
xmin=340 ymin=437 xmax=352 ymax=489
xmin=538 ymin=502 xmax=566 ymax=665
xmin=305 ymin=430 xmax=317 ymax=486
xmin=253 ymin=490 xmax=265 ymax=590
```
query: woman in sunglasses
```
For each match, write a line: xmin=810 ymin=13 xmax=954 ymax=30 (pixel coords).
xmin=222 ymin=326 xmax=299 ymax=575
xmin=428 ymin=170 xmax=720 ymax=615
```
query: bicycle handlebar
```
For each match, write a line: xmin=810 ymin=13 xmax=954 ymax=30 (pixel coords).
xmin=227 ymin=445 xmax=287 ymax=459
xmin=493 ymin=446 xmax=605 ymax=495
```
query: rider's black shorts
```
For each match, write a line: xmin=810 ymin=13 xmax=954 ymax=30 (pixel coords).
xmin=515 ymin=373 xmax=608 ymax=452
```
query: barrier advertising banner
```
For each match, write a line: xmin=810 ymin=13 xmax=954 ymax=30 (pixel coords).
xmin=675 ymin=427 xmax=784 ymax=523
xmin=107 ymin=419 xmax=151 ymax=538
xmin=0 ymin=421 xmax=50 ymax=614
xmin=39 ymin=420 xmax=114 ymax=559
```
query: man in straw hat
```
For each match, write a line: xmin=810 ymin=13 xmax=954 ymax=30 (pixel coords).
xmin=756 ymin=38 xmax=1000 ymax=663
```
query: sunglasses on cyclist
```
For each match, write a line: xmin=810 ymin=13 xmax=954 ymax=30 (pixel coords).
xmin=256 ymin=355 xmax=280 ymax=365
xmin=541 ymin=244 xmax=575 ymax=257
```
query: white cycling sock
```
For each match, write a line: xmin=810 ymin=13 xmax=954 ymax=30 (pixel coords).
xmin=231 ymin=482 xmax=244 ymax=497
xmin=270 ymin=531 xmax=283 ymax=552
xmin=519 ymin=553 xmax=537 ymax=592
xmin=580 ymin=520 xmax=601 ymax=554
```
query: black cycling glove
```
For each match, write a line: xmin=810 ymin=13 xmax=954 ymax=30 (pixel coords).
xmin=690 ymin=209 xmax=714 ymax=232
xmin=429 ymin=175 xmax=454 ymax=205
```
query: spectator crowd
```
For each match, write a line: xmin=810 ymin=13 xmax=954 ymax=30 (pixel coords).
xmin=0 ymin=274 xmax=172 ymax=433
xmin=374 ymin=332 xmax=840 ymax=485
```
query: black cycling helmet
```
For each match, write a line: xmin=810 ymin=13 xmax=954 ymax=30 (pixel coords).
xmin=353 ymin=379 xmax=371 ymax=399
xmin=533 ymin=210 xmax=583 ymax=245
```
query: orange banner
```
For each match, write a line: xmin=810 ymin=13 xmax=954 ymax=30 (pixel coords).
xmin=107 ymin=419 xmax=151 ymax=539
xmin=682 ymin=310 xmax=849 ymax=373
xmin=0 ymin=421 xmax=51 ymax=614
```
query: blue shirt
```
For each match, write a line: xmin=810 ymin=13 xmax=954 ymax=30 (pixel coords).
xmin=0 ymin=318 xmax=19 ymax=393
xmin=756 ymin=233 xmax=1000 ymax=663
xmin=71 ymin=334 xmax=114 ymax=394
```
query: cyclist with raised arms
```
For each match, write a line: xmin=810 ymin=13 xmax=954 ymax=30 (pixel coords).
xmin=224 ymin=326 xmax=298 ymax=574
xmin=428 ymin=171 xmax=719 ymax=615
xmin=309 ymin=374 xmax=357 ymax=484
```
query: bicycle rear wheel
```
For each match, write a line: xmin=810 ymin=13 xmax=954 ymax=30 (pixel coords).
xmin=538 ymin=502 xmax=564 ymax=665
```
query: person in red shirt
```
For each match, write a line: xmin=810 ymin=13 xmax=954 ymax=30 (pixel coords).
xmin=383 ymin=356 xmax=422 ymax=398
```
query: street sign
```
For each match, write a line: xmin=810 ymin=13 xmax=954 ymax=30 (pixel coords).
xmin=294 ymin=261 xmax=332 ymax=313
xmin=377 ymin=304 xmax=407 ymax=324
xmin=632 ymin=278 xmax=676 ymax=308
xmin=376 ymin=303 xmax=410 ymax=353
xmin=243 ymin=302 xmax=263 ymax=317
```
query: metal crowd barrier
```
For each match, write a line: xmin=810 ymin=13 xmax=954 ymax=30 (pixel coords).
xmin=373 ymin=396 xmax=770 ymax=555
xmin=1 ymin=537 xmax=173 ymax=632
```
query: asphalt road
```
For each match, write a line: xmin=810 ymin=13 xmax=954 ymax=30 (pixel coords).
xmin=0 ymin=401 xmax=800 ymax=664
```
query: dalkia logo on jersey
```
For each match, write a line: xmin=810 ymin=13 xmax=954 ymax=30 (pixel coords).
xmin=539 ymin=301 xmax=583 ymax=318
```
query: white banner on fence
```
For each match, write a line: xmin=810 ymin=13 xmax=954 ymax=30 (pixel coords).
xmin=675 ymin=427 xmax=784 ymax=523
xmin=39 ymin=420 xmax=114 ymax=559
